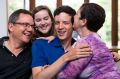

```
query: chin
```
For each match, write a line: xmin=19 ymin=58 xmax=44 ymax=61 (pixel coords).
xmin=24 ymin=41 xmax=29 ymax=44
xmin=58 ymin=36 xmax=66 ymax=41
xmin=23 ymin=39 xmax=31 ymax=43
xmin=42 ymin=29 xmax=49 ymax=33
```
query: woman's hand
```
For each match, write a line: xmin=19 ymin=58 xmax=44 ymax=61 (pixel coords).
xmin=36 ymin=36 xmax=55 ymax=43
xmin=112 ymin=52 xmax=120 ymax=62
xmin=63 ymin=42 xmax=92 ymax=62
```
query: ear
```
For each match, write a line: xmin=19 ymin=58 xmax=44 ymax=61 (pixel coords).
xmin=80 ymin=19 xmax=87 ymax=26
xmin=8 ymin=23 xmax=14 ymax=32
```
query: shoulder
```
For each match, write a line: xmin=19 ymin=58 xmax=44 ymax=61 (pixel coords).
xmin=32 ymin=39 xmax=48 ymax=45
xmin=0 ymin=36 xmax=8 ymax=41
xmin=32 ymin=36 xmax=61 ymax=46
xmin=85 ymin=34 xmax=104 ymax=44
xmin=51 ymin=36 xmax=61 ymax=43
xmin=0 ymin=36 xmax=9 ymax=46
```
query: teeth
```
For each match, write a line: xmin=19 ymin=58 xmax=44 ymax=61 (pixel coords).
xmin=24 ymin=32 xmax=32 ymax=36
xmin=38 ymin=24 xmax=48 ymax=30
xmin=58 ymin=30 xmax=66 ymax=33
xmin=58 ymin=31 xmax=66 ymax=36
xmin=41 ymin=26 xmax=47 ymax=30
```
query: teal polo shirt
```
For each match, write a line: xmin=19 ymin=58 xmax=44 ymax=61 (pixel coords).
xmin=32 ymin=37 xmax=64 ymax=67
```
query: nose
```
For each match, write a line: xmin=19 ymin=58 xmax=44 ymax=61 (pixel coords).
xmin=40 ymin=19 xmax=45 ymax=25
xmin=58 ymin=22 xmax=64 ymax=29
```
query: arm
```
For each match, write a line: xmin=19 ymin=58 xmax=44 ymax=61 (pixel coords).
xmin=36 ymin=36 xmax=55 ymax=43
xmin=57 ymin=35 xmax=116 ymax=79
xmin=57 ymin=51 xmax=93 ymax=79
xmin=32 ymin=41 xmax=91 ymax=79
xmin=32 ymin=55 xmax=66 ymax=79
xmin=57 ymin=41 xmax=93 ymax=79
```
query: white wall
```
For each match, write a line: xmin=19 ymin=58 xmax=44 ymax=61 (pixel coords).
xmin=0 ymin=0 xmax=8 ymax=38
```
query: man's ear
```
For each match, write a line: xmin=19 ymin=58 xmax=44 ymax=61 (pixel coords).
xmin=8 ymin=23 xmax=14 ymax=32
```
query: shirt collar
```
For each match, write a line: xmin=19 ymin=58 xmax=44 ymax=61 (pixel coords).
xmin=50 ymin=36 xmax=63 ymax=47
xmin=0 ymin=36 xmax=9 ymax=47
xmin=0 ymin=36 xmax=31 ymax=49
xmin=50 ymin=37 xmax=76 ymax=47
xmin=71 ymin=38 xmax=76 ymax=45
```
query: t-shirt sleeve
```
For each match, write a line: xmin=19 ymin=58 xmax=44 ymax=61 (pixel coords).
xmin=32 ymin=40 xmax=47 ymax=67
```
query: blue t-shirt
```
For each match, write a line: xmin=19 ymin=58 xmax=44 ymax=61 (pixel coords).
xmin=32 ymin=37 xmax=64 ymax=67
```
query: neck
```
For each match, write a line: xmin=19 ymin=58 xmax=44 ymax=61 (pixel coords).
xmin=61 ymin=38 xmax=72 ymax=52
xmin=5 ymin=36 xmax=25 ymax=56
xmin=8 ymin=36 xmax=25 ymax=48
xmin=77 ymin=26 xmax=94 ymax=37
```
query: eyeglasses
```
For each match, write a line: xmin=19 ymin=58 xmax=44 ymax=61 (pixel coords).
xmin=13 ymin=22 xmax=35 ymax=29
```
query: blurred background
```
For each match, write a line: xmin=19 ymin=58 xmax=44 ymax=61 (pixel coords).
xmin=0 ymin=0 xmax=120 ymax=53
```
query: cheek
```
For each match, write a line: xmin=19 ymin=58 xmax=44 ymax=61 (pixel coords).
xmin=74 ymin=19 xmax=80 ymax=28
xmin=55 ymin=25 xmax=59 ymax=31
xmin=47 ymin=26 xmax=52 ymax=32
xmin=13 ymin=29 xmax=22 ymax=37
xmin=48 ymin=21 xmax=52 ymax=27
xmin=73 ymin=22 xmax=78 ymax=30
xmin=47 ymin=19 xmax=52 ymax=25
xmin=67 ymin=27 xmax=73 ymax=34
xmin=47 ymin=21 xmax=52 ymax=29
xmin=66 ymin=29 xmax=73 ymax=38
xmin=35 ymin=22 xmax=39 ymax=26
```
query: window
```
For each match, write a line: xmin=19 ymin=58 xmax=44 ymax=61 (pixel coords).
xmin=118 ymin=1 xmax=120 ymax=47
xmin=35 ymin=0 xmax=56 ymax=13
xmin=8 ymin=0 xmax=29 ymax=17
xmin=90 ymin=0 xmax=112 ymax=47
xmin=63 ymin=0 xmax=84 ymax=11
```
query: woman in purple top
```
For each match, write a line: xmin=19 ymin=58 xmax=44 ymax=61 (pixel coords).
xmin=57 ymin=3 xmax=120 ymax=79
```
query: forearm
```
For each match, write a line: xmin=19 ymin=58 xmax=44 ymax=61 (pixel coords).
xmin=33 ymin=45 xmax=91 ymax=79
xmin=57 ymin=56 xmax=93 ymax=79
xmin=33 ymin=55 xmax=68 ymax=79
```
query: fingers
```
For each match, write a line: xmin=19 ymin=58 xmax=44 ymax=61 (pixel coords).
xmin=76 ymin=54 xmax=90 ymax=58
xmin=70 ymin=46 xmax=92 ymax=53
xmin=112 ymin=52 xmax=118 ymax=58
xmin=112 ymin=52 xmax=120 ymax=60
xmin=77 ymin=51 xmax=92 ymax=55
xmin=69 ymin=47 xmax=92 ymax=55
xmin=64 ymin=47 xmax=92 ymax=61
xmin=74 ymin=42 xmax=90 ymax=50
xmin=78 ymin=47 xmax=92 ymax=52
xmin=64 ymin=52 xmax=91 ymax=61
xmin=41 ymin=65 xmax=49 ymax=71
xmin=36 ymin=37 xmax=46 ymax=39
xmin=47 ymin=36 xmax=55 ymax=43
xmin=36 ymin=36 xmax=55 ymax=43
xmin=72 ymin=42 xmax=77 ymax=48
xmin=79 ymin=44 xmax=89 ymax=49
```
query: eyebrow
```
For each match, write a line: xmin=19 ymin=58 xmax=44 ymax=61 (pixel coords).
xmin=43 ymin=16 xmax=49 ymax=18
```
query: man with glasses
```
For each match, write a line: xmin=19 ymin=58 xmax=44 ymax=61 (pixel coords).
xmin=0 ymin=9 xmax=34 ymax=79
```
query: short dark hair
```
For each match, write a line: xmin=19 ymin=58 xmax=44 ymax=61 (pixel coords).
xmin=8 ymin=9 xmax=32 ymax=24
xmin=80 ymin=3 xmax=106 ymax=32
xmin=8 ymin=9 xmax=32 ymax=33
xmin=54 ymin=5 xmax=76 ymax=24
